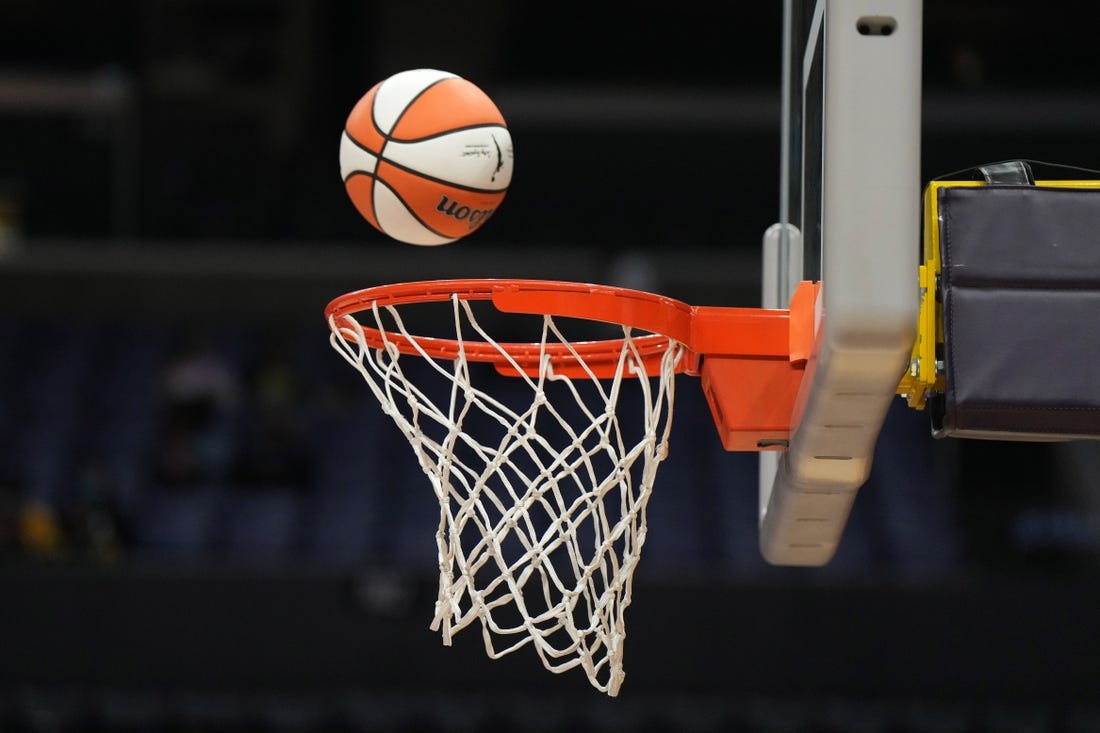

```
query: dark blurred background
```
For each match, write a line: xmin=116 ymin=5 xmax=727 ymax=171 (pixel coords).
xmin=1 ymin=2 xmax=1099 ymax=731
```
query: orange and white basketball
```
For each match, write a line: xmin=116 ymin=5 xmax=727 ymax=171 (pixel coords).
xmin=339 ymin=69 xmax=514 ymax=246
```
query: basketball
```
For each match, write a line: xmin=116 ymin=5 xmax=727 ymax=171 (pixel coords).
xmin=339 ymin=68 xmax=514 ymax=246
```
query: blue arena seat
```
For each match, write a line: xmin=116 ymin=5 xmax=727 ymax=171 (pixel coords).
xmin=302 ymin=483 xmax=375 ymax=566
xmin=134 ymin=484 xmax=224 ymax=559
xmin=216 ymin=487 xmax=304 ymax=563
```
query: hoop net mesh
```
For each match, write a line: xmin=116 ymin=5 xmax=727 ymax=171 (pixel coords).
xmin=327 ymin=293 xmax=684 ymax=696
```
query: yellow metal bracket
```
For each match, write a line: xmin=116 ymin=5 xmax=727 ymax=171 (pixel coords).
xmin=896 ymin=181 xmax=957 ymax=408
xmin=898 ymin=178 xmax=1100 ymax=409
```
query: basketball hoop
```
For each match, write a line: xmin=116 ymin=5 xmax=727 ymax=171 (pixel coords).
xmin=325 ymin=278 xmax=815 ymax=695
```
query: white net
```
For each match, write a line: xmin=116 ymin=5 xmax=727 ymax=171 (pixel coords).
xmin=327 ymin=293 xmax=683 ymax=696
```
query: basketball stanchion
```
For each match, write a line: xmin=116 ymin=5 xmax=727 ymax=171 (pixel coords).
xmin=326 ymin=278 xmax=815 ymax=695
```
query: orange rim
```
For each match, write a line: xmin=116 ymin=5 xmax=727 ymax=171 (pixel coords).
xmin=325 ymin=278 xmax=793 ymax=377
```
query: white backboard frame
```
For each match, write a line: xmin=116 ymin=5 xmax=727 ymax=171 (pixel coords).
xmin=759 ymin=0 xmax=923 ymax=565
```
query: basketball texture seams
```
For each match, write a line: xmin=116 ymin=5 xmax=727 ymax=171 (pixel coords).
xmin=387 ymin=79 xmax=506 ymax=139
xmin=341 ymin=68 xmax=514 ymax=246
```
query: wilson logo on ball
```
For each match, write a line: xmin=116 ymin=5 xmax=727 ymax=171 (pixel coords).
xmin=436 ymin=195 xmax=495 ymax=229
xmin=339 ymin=68 xmax=514 ymax=246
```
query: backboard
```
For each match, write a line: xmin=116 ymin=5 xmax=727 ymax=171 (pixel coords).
xmin=758 ymin=0 xmax=923 ymax=565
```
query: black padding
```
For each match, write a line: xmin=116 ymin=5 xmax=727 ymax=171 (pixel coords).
xmin=935 ymin=185 xmax=1100 ymax=439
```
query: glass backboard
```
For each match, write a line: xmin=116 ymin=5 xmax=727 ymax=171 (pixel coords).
xmin=760 ymin=0 xmax=923 ymax=565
